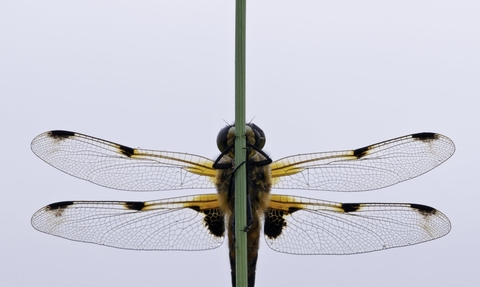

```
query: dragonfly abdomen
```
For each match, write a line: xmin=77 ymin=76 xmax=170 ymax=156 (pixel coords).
xmin=215 ymin=152 xmax=272 ymax=287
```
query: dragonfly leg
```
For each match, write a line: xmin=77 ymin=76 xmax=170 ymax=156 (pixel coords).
xmin=246 ymin=143 xmax=272 ymax=167
xmin=243 ymin=193 xmax=253 ymax=232
xmin=213 ymin=144 xmax=234 ymax=169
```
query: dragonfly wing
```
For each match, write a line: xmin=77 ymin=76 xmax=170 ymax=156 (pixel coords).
xmin=32 ymin=194 xmax=225 ymax=251
xmin=264 ymin=194 xmax=451 ymax=255
xmin=271 ymin=132 xmax=455 ymax=191
xmin=31 ymin=130 xmax=217 ymax=191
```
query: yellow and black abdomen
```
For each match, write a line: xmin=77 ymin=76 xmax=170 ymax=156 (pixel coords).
xmin=215 ymin=152 xmax=272 ymax=287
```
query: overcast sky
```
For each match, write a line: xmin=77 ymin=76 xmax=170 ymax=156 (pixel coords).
xmin=1 ymin=1 xmax=479 ymax=286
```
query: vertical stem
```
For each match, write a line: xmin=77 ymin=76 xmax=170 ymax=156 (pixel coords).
xmin=234 ymin=0 xmax=247 ymax=287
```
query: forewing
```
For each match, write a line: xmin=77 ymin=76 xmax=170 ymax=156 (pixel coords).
xmin=265 ymin=194 xmax=450 ymax=255
xmin=31 ymin=130 xmax=216 ymax=191
xmin=32 ymin=194 xmax=225 ymax=251
xmin=271 ymin=132 xmax=455 ymax=191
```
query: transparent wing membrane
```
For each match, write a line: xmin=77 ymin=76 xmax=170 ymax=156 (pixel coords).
xmin=31 ymin=130 xmax=217 ymax=191
xmin=265 ymin=194 xmax=451 ymax=254
xmin=271 ymin=133 xmax=455 ymax=191
xmin=31 ymin=194 xmax=224 ymax=251
xmin=32 ymin=131 xmax=455 ymax=193
xmin=32 ymin=192 xmax=451 ymax=255
xmin=31 ymin=129 xmax=453 ymax=257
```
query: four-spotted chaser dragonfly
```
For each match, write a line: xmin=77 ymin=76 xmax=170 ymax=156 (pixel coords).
xmin=31 ymin=123 xmax=454 ymax=287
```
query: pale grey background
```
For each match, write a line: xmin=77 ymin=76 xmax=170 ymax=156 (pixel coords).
xmin=1 ymin=1 xmax=478 ymax=286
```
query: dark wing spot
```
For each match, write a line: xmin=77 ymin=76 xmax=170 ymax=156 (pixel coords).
xmin=353 ymin=146 xmax=370 ymax=159
xmin=46 ymin=201 xmax=74 ymax=210
xmin=188 ymin=206 xmax=201 ymax=212
xmin=288 ymin=207 xmax=300 ymax=213
xmin=124 ymin=201 xmax=145 ymax=211
xmin=264 ymin=209 xmax=288 ymax=239
xmin=410 ymin=203 xmax=437 ymax=216
xmin=49 ymin=130 xmax=75 ymax=139
xmin=119 ymin=145 xmax=135 ymax=157
xmin=412 ymin=132 xmax=438 ymax=140
xmin=201 ymin=208 xmax=225 ymax=237
xmin=341 ymin=203 xmax=361 ymax=213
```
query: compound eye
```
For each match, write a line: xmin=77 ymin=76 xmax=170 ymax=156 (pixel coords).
xmin=247 ymin=123 xmax=266 ymax=150
xmin=216 ymin=125 xmax=235 ymax=152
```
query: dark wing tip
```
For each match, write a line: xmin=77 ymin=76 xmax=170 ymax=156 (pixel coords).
xmin=411 ymin=132 xmax=438 ymax=140
xmin=48 ymin=130 xmax=76 ymax=138
xmin=410 ymin=203 xmax=436 ymax=214
xmin=46 ymin=201 xmax=74 ymax=210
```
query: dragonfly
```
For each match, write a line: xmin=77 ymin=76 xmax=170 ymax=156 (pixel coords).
xmin=31 ymin=123 xmax=454 ymax=287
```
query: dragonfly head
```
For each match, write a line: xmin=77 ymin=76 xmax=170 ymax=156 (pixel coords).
xmin=216 ymin=123 xmax=266 ymax=158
